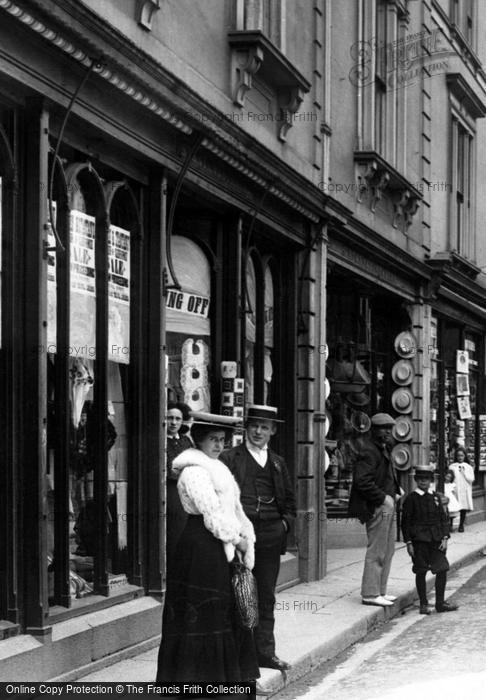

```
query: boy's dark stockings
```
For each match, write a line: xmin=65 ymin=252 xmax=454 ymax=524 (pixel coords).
xmin=415 ymin=571 xmax=447 ymax=606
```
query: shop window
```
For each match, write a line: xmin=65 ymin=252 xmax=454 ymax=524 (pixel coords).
xmin=430 ymin=320 xmax=483 ymax=483
xmin=325 ymin=283 xmax=409 ymax=517
xmin=263 ymin=265 xmax=274 ymax=402
xmin=243 ymin=253 xmax=276 ymax=405
xmin=166 ymin=236 xmax=211 ymax=411
xmin=0 ymin=175 xmax=2 ymax=347
xmin=46 ymin=156 xmax=142 ymax=607
xmin=245 ymin=257 xmax=256 ymax=404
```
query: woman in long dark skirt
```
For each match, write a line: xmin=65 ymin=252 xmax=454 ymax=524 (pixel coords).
xmin=156 ymin=411 xmax=259 ymax=682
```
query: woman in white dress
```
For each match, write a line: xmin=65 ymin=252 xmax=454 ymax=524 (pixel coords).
xmin=449 ymin=447 xmax=475 ymax=532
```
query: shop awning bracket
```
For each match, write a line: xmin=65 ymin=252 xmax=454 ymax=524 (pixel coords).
xmin=164 ymin=131 xmax=205 ymax=295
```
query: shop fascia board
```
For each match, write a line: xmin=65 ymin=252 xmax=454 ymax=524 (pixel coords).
xmin=2 ymin=0 xmax=323 ymax=225
xmin=327 ymin=217 xmax=432 ymax=289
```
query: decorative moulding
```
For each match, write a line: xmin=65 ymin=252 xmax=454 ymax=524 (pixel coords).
xmin=138 ymin=0 xmax=161 ymax=32
xmin=354 ymin=150 xmax=422 ymax=229
xmin=425 ymin=251 xmax=481 ymax=281
xmin=228 ymin=30 xmax=311 ymax=142
xmin=446 ymin=72 xmax=486 ymax=119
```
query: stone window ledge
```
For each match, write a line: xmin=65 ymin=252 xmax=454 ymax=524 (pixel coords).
xmin=354 ymin=150 xmax=423 ymax=228
xmin=228 ymin=30 xmax=311 ymax=141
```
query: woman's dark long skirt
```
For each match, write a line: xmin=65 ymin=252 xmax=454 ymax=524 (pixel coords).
xmin=156 ymin=515 xmax=259 ymax=682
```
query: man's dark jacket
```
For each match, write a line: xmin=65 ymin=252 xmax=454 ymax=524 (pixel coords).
xmin=348 ymin=439 xmax=399 ymax=524
xmin=220 ymin=445 xmax=296 ymax=553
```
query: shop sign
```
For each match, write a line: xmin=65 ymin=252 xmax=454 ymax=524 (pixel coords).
xmin=166 ymin=289 xmax=210 ymax=317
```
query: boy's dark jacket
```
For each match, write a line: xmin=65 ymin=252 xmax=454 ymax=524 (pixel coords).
xmin=220 ymin=445 xmax=296 ymax=553
xmin=401 ymin=490 xmax=450 ymax=542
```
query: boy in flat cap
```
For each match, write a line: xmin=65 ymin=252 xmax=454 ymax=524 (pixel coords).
xmin=401 ymin=465 xmax=458 ymax=614
xmin=348 ymin=412 xmax=402 ymax=607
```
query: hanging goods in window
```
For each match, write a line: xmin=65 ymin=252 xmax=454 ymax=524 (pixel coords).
xmin=327 ymin=342 xmax=371 ymax=394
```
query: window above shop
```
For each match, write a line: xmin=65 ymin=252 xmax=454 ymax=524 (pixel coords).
xmin=228 ymin=0 xmax=310 ymax=141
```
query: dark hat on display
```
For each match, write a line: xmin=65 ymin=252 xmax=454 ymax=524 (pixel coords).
xmin=391 ymin=360 xmax=414 ymax=386
xmin=346 ymin=392 xmax=370 ymax=407
xmin=370 ymin=412 xmax=396 ymax=427
xmin=413 ymin=464 xmax=436 ymax=477
xmin=246 ymin=404 xmax=284 ymax=423
xmin=351 ymin=410 xmax=371 ymax=433
xmin=190 ymin=411 xmax=242 ymax=430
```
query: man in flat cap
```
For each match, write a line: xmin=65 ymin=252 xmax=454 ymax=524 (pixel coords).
xmin=221 ymin=404 xmax=296 ymax=672
xmin=348 ymin=412 xmax=402 ymax=607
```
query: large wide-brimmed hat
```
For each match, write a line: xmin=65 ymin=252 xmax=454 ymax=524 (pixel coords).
xmin=391 ymin=443 xmax=412 ymax=471
xmin=190 ymin=411 xmax=242 ymax=429
xmin=391 ymin=360 xmax=414 ymax=386
xmin=394 ymin=331 xmax=418 ymax=359
xmin=391 ymin=387 xmax=414 ymax=414
xmin=245 ymin=404 xmax=284 ymax=423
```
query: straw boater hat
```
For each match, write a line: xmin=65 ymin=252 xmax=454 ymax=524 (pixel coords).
xmin=245 ymin=404 xmax=284 ymax=423
xmin=392 ymin=415 xmax=413 ymax=442
xmin=391 ymin=360 xmax=414 ymax=386
xmin=391 ymin=387 xmax=414 ymax=414
xmin=394 ymin=331 xmax=418 ymax=359
xmin=190 ymin=410 xmax=242 ymax=429
xmin=391 ymin=443 xmax=412 ymax=471
xmin=413 ymin=464 xmax=436 ymax=477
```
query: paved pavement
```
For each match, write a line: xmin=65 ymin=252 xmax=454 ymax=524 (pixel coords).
xmin=274 ymin=556 xmax=486 ymax=699
xmin=70 ymin=521 xmax=486 ymax=696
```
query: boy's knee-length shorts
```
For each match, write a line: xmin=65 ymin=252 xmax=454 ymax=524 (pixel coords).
xmin=412 ymin=540 xmax=450 ymax=574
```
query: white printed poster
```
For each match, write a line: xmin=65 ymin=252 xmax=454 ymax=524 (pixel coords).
xmin=108 ymin=224 xmax=130 ymax=364
xmin=70 ymin=210 xmax=96 ymax=357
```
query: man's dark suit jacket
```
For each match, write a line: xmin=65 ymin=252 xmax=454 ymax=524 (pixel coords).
xmin=220 ymin=445 xmax=296 ymax=554
xmin=348 ymin=439 xmax=399 ymax=524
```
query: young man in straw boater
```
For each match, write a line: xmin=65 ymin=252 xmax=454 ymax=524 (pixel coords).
xmin=221 ymin=404 xmax=296 ymax=673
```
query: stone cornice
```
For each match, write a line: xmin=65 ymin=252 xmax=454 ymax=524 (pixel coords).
xmin=0 ymin=0 xmax=323 ymax=224
xmin=424 ymin=252 xmax=486 ymax=311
